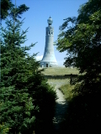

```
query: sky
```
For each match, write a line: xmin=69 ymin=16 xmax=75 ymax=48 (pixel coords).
xmin=11 ymin=0 xmax=88 ymax=66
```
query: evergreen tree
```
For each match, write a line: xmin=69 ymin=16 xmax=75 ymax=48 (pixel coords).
xmin=1 ymin=0 xmax=13 ymax=20
xmin=1 ymin=0 xmax=29 ymax=20
xmin=0 ymin=3 xmax=56 ymax=134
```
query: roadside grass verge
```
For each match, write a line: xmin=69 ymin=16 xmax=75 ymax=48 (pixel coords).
xmin=59 ymin=84 xmax=76 ymax=102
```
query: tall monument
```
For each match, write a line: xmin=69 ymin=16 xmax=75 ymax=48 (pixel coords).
xmin=40 ymin=17 xmax=58 ymax=67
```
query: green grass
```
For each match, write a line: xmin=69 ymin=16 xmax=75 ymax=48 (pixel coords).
xmin=59 ymin=84 xmax=75 ymax=101
xmin=41 ymin=67 xmax=79 ymax=76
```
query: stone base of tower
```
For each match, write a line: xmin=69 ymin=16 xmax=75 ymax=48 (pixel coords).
xmin=40 ymin=61 xmax=58 ymax=68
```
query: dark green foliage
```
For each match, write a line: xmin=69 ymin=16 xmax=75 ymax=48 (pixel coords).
xmin=77 ymin=0 xmax=101 ymax=23
xmin=56 ymin=0 xmax=101 ymax=133
xmin=0 ymin=4 xmax=56 ymax=133
xmin=1 ymin=0 xmax=29 ymax=20
xmin=1 ymin=0 xmax=13 ymax=20
xmin=59 ymin=90 xmax=101 ymax=134
xmin=9 ymin=4 xmax=29 ymax=21
xmin=56 ymin=0 xmax=101 ymax=92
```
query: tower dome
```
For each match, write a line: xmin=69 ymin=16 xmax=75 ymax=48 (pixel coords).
xmin=47 ymin=17 xmax=53 ymax=25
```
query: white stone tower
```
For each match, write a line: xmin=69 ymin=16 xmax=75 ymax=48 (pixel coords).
xmin=40 ymin=17 xmax=58 ymax=67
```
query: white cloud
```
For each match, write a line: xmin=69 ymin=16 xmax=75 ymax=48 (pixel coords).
xmin=35 ymin=55 xmax=43 ymax=61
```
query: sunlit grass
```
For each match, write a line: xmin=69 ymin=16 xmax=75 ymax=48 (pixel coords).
xmin=41 ymin=67 xmax=79 ymax=76
xmin=59 ymin=84 xmax=76 ymax=101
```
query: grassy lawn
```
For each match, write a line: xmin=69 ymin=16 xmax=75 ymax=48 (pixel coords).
xmin=41 ymin=67 xmax=79 ymax=76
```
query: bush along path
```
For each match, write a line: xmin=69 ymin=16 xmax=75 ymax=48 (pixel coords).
xmin=53 ymin=87 xmax=68 ymax=133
